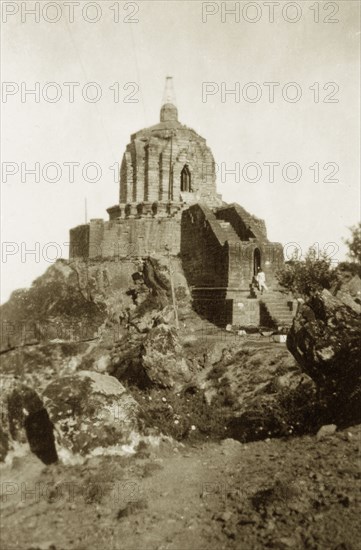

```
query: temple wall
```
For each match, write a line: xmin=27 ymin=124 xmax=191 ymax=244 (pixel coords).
xmin=227 ymin=241 xmax=284 ymax=291
xmin=70 ymin=218 xmax=181 ymax=259
xmin=180 ymin=204 xmax=228 ymax=288
xmin=69 ymin=225 xmax=89 ymax=259
xmin=146 ymin=138 xmax=161 ymax=202
xmin=231 ymin=295 xmax=261 ymax=326
xmin=89 ymin=219 xmax=104 ymax=258
xmin=119 ymin=128 xmax=217 ymax=205
xmin=69 ymin=202 xmax=285 ymax=328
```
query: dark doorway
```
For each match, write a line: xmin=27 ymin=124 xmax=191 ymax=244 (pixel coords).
xmin=181 ymin=165 xmax=191 ymax=192
xmin=253 ymin=248 xmax=261 ymax=276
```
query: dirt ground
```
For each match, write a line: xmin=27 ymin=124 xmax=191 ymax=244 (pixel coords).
xmin=1 ymin=423 xmax=360 ymax=550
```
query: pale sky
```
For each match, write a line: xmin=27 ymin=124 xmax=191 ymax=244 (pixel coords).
xmin=1 ymin=0 xmax=360 ymax=302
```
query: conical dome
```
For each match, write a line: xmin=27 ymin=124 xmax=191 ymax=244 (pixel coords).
xmin=117 ymin=77 xmax=217 ymax=205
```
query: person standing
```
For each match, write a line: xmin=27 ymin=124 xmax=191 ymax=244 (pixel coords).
xmin=256 ymin=267 xmax=268 ymax=294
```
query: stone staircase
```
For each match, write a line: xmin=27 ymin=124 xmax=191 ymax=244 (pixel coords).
xmin=212 ymin=217 xmax=296 ymax=329
xmin=217 ymin=220 xmax=240 ymax=242
xmin=258 ymin=290 xmax=296 ymax=328
xmin=215 ymin=203 xmax=267 ymax=242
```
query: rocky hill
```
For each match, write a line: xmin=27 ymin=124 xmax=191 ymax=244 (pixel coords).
xmin=1 ymin=256 xmax=360 ymax=549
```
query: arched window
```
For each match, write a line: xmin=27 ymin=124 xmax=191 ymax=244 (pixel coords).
xmin=181 ymin=165 xmax=191 ymax=192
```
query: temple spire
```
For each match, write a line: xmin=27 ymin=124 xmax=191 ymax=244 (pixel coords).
xmin=162 ymin=76 xmax=177 ymax=106
xmin=160 ymin=76 xmax=178 ymax=122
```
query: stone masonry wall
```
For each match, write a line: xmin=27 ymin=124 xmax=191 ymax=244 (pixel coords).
xmin=228 ymin=241 xmax=284 ymax=291
xmin=180 ymin=203 xmax=231 ymax=325
xmin=69 ymin=225 xmax=89 ymax=259
xmin=89 ymin=219 xmax=104 ymax=258
xmin=70 ymin=218 xmax=181 ymax=259
xmin=180 ymin=204 xmax=229 ymax=288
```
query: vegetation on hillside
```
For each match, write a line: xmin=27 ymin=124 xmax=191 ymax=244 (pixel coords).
xmin=276 ymin=224 xmax=361 ymax=298
xmin=344 ymin=222 xmax=361 ymax=264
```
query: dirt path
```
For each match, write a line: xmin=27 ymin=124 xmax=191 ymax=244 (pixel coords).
xmin=1 ymin=426 xmax=360 ymax=550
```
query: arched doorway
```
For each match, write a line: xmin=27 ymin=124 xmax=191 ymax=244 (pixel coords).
xmin=253 ymin=248 xmax=261 ymax=276
xmin=181 ymin=165 xmax=191 ymax=192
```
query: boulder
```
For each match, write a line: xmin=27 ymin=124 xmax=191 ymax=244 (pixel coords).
xmin=141 ymin=324 xmax=194 ymax=391
xmin=334 ymin=274 xmax=361 ymax=314
xmin=287 ymin=289 xmax=361 ymax=424
xmin=42 ymin=371 xmax=140 ymax=457
xmin=336 ymin=273 xmax=361 ymax=298
xmin=110 ymin=324 xmax=195 ymax=392
xmin=316 ymin=424 xmax=337 ymax=440
xmin=0 ymin=376 xmax=57 ymax=464
xmin=328 ymin=273 xmax=361 ymax=314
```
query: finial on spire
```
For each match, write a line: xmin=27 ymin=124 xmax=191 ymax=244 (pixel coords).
xmin=162 ymin=76 xmax=177 ymax=106
xmin=160 ymin=77 xmax=178 ymax=123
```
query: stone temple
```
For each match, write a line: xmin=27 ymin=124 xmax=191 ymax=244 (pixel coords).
xmin=70 ymin=77 xmax=290 ymax=326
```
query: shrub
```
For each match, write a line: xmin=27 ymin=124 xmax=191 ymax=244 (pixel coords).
xmin=344 ymin=222 xmax=361 ymax=264
xmin=276 ymin=248 xmax=338 ymax=298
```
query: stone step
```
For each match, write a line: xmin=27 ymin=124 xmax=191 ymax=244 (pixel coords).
xmin=217 ymin=219 xmax=240 ymax=242
xmin=268 ymin=315 xmax=293 ymax=321
xmin=263 ymin=304 xmax=290 ymax=308
xmin=260 ymin=295 xmax=290 ymax=301
xmin=263 ymin=310 xmax=292 ymax=316
xmin=266 ymin=298 xmax=291 ymax=302
xmin=267 ymin=313 xmax=293 ymax=321
xmin=266 ymin=307 xmax=293 ymax=314
xmin=271 ymin=315 xmax=294 ymax=321
xmin=264 ymin=302 xmax=293 ymax=308
xmin=265 ymin=306 xmax=292 ymax=313
xmin=259 ymin=293 xmax=296 ymax=327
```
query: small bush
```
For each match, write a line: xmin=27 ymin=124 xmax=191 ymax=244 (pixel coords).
xmin=130 ymin=386 xmax=228 ymax=441
xmin=276 ymin=249 xmax=338 ymax=298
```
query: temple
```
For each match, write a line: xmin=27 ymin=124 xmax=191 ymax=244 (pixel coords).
xmin=70 ymin=77 xmax=291 ymax=326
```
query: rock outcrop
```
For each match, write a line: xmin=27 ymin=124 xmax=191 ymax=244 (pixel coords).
xmin=201 ymin=344 xmax=316 ymax=442
xmin=0 ymin=371 xmax=144 ymax=463
xmin=110 ymin=324 xmax=195 ymax=392
xmin=0 ymin=255 xmax=190 ymax=352
xmin=333 ymin=274 xmax=361 ymax=314
xmin=141 ymin=324 xmax=194 ymax=390
xmin=287 ymin=289 xmax=361 ymax=425
xmin=0 ymin=255 xmax=196 ymax=461
xmin=42 ymin=371 xmax=140 ymax=458
xmin=0 ymin=376 xmax=57 ymax=464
